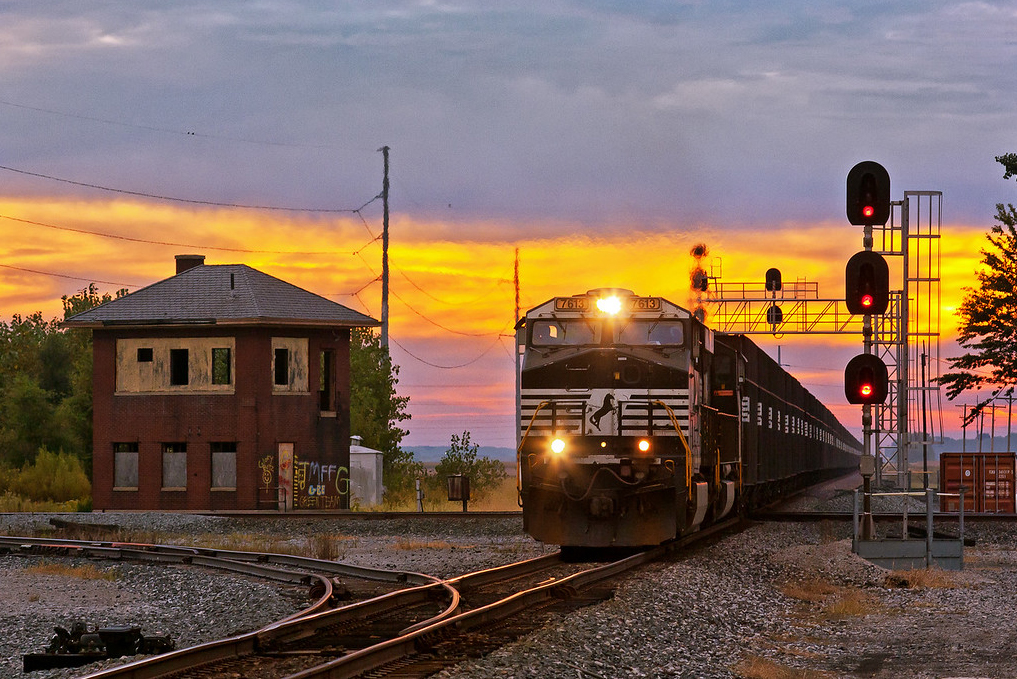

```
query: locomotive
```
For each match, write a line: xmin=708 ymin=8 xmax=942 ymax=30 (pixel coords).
xmin=516 ymin=289 xmax=861 ymax=548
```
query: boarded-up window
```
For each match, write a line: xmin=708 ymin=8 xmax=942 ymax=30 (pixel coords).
xmin=162 ymin=442 xmax=187 ymax=489
xmin=211 ymin=442 xmax=237 ymax=489
xmin=170 ymin=349 xmax=189 ymax=386
xmin=212 ymin=347 xmax=232 ymax=385
xmin=113 ymin=442 xmax=139 ymax=488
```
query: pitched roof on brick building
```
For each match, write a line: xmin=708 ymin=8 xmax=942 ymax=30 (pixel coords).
xmin=63 ymin=259 xmax=379 ymax=328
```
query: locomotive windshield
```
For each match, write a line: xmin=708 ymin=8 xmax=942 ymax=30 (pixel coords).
xmin=530 ymin=319 xmax=598 ymax=346
xmin=530 ymin=318 xmax=684 ymax=347
xmin=616 ymin=320 xmax=684 ymax=346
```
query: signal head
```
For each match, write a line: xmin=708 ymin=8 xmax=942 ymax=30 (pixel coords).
xmin=844 ymin=353 xmax=889 ymax=405
xmin=847 ymin=161 xmax=891 ymax=226
xmin=845 ymin=250 xmax=889 ymax=315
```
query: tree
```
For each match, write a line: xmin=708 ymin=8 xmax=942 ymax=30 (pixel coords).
xmin=0 ymin=284 xmax=121 ymax=472
xmin=348 ymin=327 xmax=417 ymax=503
xmin=939 ymin=156 xmax=1017 ymax=424
xmin=996 ymin=153 xmax=1017 ymax=180
xmin=433 ymin=431 xmax=506 ymax=502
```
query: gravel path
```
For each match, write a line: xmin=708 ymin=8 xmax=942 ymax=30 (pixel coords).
xmin=3 ymin=501 xmax=1017 ymax=678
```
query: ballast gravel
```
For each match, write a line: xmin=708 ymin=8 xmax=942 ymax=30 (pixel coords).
xmin=3 ymin=486 xmax=1017 ymax=678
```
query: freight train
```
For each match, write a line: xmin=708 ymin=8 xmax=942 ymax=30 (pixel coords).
xmin=516 ymin=289 xmax=861 ymax=548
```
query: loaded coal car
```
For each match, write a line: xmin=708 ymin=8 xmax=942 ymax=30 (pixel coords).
xmin=516 ymin=289 xmax=860 ymax=549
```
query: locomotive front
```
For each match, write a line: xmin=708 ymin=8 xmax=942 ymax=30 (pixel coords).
xmin=517 ymin=289 xmax=721 ymax=548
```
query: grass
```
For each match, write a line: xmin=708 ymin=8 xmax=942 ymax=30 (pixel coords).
xmin=378 ymin=473 xmax=521 ymax=513
xmin=0 ymin=491 xmax=84 ymax=512
xmin=822 ymin=589 xmax=877 ymax=617
xmin=781 ymin=579 xmax=880 ymax=619
xmin=732 ymin=655 xmax=835 ymax=679
xmin=165 ymin=532 xmax=357 ymax=560
xmin=392 ymin=538 xmax=468 ymax=550
xmin=883 ymin=568 xmax=959 ymax=589
xmin=25 ymin=561 xmax=118 ymax=581
xmin=780 ymin=579 xmax=839 ymax=603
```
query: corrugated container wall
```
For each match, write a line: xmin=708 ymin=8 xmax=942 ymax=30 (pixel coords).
xmin=939 ymin=452 xmax=1016 ymax=514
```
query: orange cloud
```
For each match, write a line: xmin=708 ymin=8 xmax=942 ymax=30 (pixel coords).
xmin=0 ymin=196 xmax=995 ymax=445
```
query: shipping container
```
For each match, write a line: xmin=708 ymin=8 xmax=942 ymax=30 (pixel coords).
xmin=939 ymin=452 xmax=1016 ymax=514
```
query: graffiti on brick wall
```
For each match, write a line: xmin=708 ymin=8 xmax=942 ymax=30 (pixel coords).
xmin=258 ymin=455 xmax=275 ymax=490
xmin=293 ymin=453 xmax=350 ymax=509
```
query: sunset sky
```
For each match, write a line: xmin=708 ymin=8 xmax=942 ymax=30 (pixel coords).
xmin=2 ymin=2 xmax=1016 ymax=447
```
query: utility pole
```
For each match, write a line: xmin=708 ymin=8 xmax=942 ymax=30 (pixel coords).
xmin=514 ymin=248 xmax=521 ymax=453
xmin=379 ymin=146 xmax=390 ymax=349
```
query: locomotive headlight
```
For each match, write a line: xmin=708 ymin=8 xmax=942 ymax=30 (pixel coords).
xmin=596 ymin=295 xmax=622 ymax=315
xmin=550 ymin=438 xmax=567 ymax=455
xmin=637 ymin=439 xmax=651 ymax=453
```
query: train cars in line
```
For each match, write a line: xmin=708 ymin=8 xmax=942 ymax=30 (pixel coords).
xmin=516 ymin=289 xmax=861 ymax=548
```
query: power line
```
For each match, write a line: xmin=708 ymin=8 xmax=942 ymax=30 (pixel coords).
xmin=390 ymin=289 xmax=507 ymax=338
xmin=394 ymin=264 xmax=510 ymax=306
xmin=0 ymin=97 xmax=356 ymax=151
xmin=0 ymin=212 xmax=352 ymax=256
xmin=0 ymin=262 xmax=138 ymax=288
xmin=389 ymin=334 xmax=507 ymax=369
xmin=0 ymin=163 xmax=381 ymax=214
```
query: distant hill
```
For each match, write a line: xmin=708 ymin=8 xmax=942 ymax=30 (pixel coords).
xmin=405 ymin=445 xmax=516 ymax=463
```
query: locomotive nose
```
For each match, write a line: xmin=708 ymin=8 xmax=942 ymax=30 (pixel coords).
xmin=589 ymin=495 xmax=616 ymax=518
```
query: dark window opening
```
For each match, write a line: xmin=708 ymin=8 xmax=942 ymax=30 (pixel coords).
xmin=137 ymin=348 xmax=153 ymax=362
xmin=212 ymin=347 xmax=232 ymax=385
xmin=170 ymin=349 xmax=189 ymax=386
xmin=274 ymin=348 xmax=289 ymax=386
xmin=319 ymin=349 xmax=336 ymax=410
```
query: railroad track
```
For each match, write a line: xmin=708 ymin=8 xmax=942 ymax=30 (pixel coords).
xmin=752 ymin=510 xmax=1003 ymax=522
xmin=70 ymin=517 xmax=740 ymax=678
xmin=3 ymin=516 xmax=743 ymax=678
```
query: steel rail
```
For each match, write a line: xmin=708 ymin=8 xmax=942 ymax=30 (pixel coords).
xmin=10 ymin=522 xmax=744 ymax=679
xmin=281 ymin=546 xmax=670 ymax=679
xmin=1 ymin=535 xmax=449 ymax=679
xmin=70 ymin=553 xmax=575 ymax=678
xmin=0 ymin=535 xmax=435 ymax=584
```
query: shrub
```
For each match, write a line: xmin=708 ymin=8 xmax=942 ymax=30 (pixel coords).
xmin=430 ymin=431 xmax=506 ymax=503
xmin=12 ymin=448 xmax=91 ymax=503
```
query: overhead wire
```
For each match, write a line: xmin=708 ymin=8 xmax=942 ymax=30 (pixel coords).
xmin=395 ymin=265 xmax=510 ymax=306
xmin=0 ymin=212 xmax=357 ymax=256
xmin=0 ymin=97 xmax=357 ymax=151
xmin=390 ymin=288 xmax=507 ymax=338
xmin=389 ymin=333 xmax=507 ymax=369
xmin=0 ymin=163 xmax=381 ymax=214
xmin=2 ymin=99 xmax=519 ymax=375
xmin=0 ymin=262 xmax=138 ymax=288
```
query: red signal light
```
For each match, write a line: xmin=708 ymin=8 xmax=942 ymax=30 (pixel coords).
xmin=847 ymin=161 xmax=890 ymax=225
xmin=845 ymin=251 xmax=889 ymax=315
xmin=845 ymin=354 xmax=888 ymax=405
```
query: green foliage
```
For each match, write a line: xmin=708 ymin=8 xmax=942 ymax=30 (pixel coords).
xmin=0 ymin=491 xmax=83 ymax=513
xmin=939 ymin=156 xmax=1017 ymax=425
xmin=431 ymin=431 xmax=507 ymax=502
xmin=10 ymin=448 xmax=91 ymax=502
xmin=0 ymin=374 xmax=78 ymax=467
xmin=348 ymin=328 xmax=418 ymax=503
xmin=0 ymin=448 xmax=91 ymax=505
xmin=62 ymin=283 xmax=129 ymax=320
xmin=996 ymin=153 xmax=1017 ymax=181
xmin=0 ymin=283 xmax=117 ymax=475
